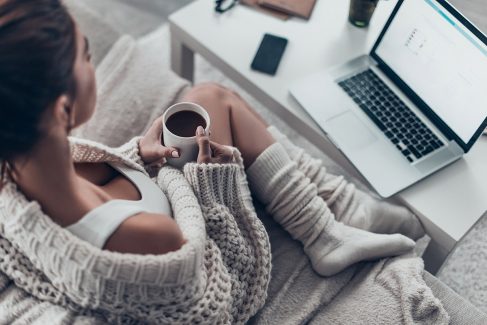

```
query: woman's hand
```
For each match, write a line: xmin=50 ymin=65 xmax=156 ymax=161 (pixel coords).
xmin=139 ymin=117 xmax=179 ymax=165
xmin=196 ymin=126 xmax=234 ymax=164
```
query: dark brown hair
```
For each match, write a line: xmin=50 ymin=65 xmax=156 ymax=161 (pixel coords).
xmin=0 ymin=0 xmax=77 ymax=182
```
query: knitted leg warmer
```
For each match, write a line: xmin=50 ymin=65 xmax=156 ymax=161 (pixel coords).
xmin=267 ymin=126 xmax=425 ymax=240
xmin=246 ymin=143 xmax=415 ymax=277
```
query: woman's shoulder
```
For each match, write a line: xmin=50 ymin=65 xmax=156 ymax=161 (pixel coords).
xmin=104 ymin=212 xmax=186 ymax=255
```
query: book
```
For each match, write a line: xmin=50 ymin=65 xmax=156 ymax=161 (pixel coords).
xmin=240 ymin=0 xmax=290 ymax=20
xmin=258 ymin=0 xmax=317 ymax=20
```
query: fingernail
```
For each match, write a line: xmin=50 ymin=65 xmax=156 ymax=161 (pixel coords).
xmin=172 ymin=151 xmax=179 ymax=158
xmin=197 ymin=126 xmax=205 ymax=135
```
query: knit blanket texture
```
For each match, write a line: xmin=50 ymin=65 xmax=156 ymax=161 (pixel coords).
xmin=0 ymin=138 xmax=271 ymax=324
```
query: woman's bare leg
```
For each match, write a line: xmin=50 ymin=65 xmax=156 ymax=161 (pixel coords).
xmin=182 ymin=83 xmax=416 ymax=276
xmin=181 ymin=83 xmax=275 ymax=168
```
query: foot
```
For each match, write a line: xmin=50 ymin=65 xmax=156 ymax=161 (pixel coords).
xmin=332 ymin=189 xmax=425 ymax=240
xmin=304 ymin=222 xmax=415 ymax=277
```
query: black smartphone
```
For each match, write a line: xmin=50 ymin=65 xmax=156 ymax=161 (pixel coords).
xmin=251 ymin=33 xmax=288 ymax=76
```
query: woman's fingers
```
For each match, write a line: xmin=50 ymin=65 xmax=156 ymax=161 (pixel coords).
xmin=210 ymin=141 xmax=234 ymax=163
xmin=139 ymin=116 xmax=181 ymax=164
xmin=151 ymin=118 xmax=180 ymax=158
xmin=196 ymin=126 xmax=211 ymax=163
xmin=157 ymin=146 xmax=180 ymax=158
xmin=140 ymin=145 xmax=179 ymax=165
xmin=147 ymin=117 xmax=164 ymax=139
xmin=196 ymin=128 xmax=233 ymax=164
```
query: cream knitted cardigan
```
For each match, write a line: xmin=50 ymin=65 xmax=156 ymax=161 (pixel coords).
xmin=0 ymin=137 xmax=271 ymax=324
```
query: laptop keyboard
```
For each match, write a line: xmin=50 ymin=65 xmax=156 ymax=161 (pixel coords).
xmin=338 ymin=69 xmax=444 ymax=163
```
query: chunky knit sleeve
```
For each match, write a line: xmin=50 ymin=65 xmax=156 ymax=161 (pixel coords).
xmin=0 ymin=140 xmax=269 ymax=323
xmin=111 ymin=136 xmax=146 ymax=167
xmin=69 ymin=136 xmax=162 ymax=176
xmin=0 ymin=166 xmax=212 ymax=323
xmin=183 ymin=163 xmax=243 ymax=208
xmin=183 ymin=161 xmax=272 ymax=324
xmin=111 ymin=137 xmax=163 ymax=176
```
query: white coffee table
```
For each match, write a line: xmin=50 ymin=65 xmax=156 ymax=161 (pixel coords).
xmin=169 ymin=0 xmax=487 ymax=274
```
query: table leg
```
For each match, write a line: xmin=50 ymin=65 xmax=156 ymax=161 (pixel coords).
xmin=422 ymin=238 xmax=453 ymax=275
xmin=170 ymin=31 xmax=194 ymax=83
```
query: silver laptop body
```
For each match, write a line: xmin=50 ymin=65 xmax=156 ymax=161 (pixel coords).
xmin=290 ymin=0 xmax=487 ymax=197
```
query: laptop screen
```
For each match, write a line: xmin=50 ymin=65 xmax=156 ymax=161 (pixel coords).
xmin=373 ymin=0 xmax=487 ymax=146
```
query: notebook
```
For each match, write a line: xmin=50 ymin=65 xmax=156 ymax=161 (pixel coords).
xmin=240 ymin=0 xmax=290 ymax=20
xmin=258 ymin=0 xmax=317 ymax=19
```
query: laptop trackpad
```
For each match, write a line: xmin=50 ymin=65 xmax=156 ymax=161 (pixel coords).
xmin=326 ymin=111 xmax=377 ymax=150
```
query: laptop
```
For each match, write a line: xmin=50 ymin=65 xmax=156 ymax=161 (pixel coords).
xmin=289 ymin=0 xmax=487 ymax=197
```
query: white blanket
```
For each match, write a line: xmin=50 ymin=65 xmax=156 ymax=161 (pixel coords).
xmin=251 ymin=209 xmax=449 ymax=324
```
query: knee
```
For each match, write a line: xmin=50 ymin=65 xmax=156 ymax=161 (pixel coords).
xmin=182 ymin=83 xmax=247 ymax=119
xmin=185 ymin=82 xmax=231 ymax=103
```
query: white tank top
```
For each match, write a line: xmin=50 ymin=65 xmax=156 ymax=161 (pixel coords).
xmin=66 ymin=163 xmax=172 ymax=248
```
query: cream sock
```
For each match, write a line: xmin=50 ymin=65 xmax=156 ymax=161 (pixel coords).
xmin=247 ymin=143 xmax=415 ymax=276
xmin=267 ymin=126 xmax=425 ymax=240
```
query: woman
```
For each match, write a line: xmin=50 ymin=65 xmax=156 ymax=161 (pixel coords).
xmin=0 ymin=0 xmax=424 ymax=323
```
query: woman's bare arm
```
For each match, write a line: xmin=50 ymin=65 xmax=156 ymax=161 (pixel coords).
xmin=103 ymin=212 xmax=185 ymax=254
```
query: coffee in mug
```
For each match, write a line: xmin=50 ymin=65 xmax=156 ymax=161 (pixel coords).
xmin=162 ymin=102 xmax=211 ymax=168
xmin=165 ymin=110 xmax=207 ymax=137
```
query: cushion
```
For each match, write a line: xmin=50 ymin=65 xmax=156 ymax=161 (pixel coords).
xmin=64 ymin=0 xmax=121 ymax=67
xmin=69 ymin=24 xmax=190 ymax=146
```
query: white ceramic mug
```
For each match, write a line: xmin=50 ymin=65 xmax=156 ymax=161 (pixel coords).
xmin=162 ymin=102 xmax=211 ymax=168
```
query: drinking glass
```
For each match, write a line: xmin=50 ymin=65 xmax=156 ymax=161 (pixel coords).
xmin=348 ymin=0 xmax=379 ymax=28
